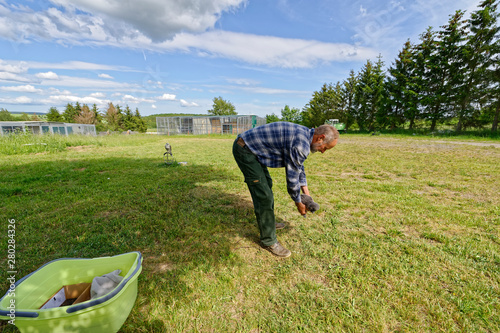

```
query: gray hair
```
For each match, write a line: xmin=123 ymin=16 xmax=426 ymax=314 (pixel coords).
xmin=314 ymin=124 xmax=340 ymax=143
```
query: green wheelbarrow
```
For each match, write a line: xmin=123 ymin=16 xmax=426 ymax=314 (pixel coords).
xmin=0 ymin=252 xmax=142 ymax=333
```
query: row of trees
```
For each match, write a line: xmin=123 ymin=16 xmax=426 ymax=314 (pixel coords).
xmin=47 ymin=102 xmax=147 ymax=132
xmin=271 ymin=0 xmax=499 ymax=133
xmin=0 ymin=108 xmax=43 ymax=121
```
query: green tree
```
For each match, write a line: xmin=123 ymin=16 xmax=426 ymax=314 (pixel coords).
xmin=207 ymin=96 xmax=237 ymax=115
xmin=340 ymin=71 xmax=359 ymax=130
xmin=302 ymin=83 xmax=337 ymax=128
xmin=122 ymin=106 xmax=135 ymax=130
xmin=386 ymin=40 xmax=420 ymax=129
xmin=265 ymin=113 xmax=280 ymax=123
xmin=20 ymin=113 xmax=31 ymax=121
xmin=63 ymin=103 xmax=79 ymax=123
xmin=46 ymin=107 xmax=64 ymax=122
xmin=425 ymin=11 xmax=466 ymax=131
xmin=115 ymin=105 xmax=125 ymax=130
xmin=352 ymin=57 xmax=386 ymax=131
xmin=280 ymin=105 xmax=302 ymax=124
xmin=436 ymin=10 xmax=476 ymax=131
xmin=74 ymin=104 xmax=96 ymax=124
xmin=456 ymin=0 xmax=500 ymax=131
xmin=328 ymin=82 xmax=349 ymax=123
xmin=489 ymin=56 xmax=500 ymax=131
xmin=0 ymin=108 xmax=13 ymax=121
xmin=133 ymin=108 xmax=147 ymax=132
xmin=91 ymin=104 xmax=103 ymax=124
xmin=104 ymin=103 xmax=121 ymax=131
xmin=413 ymin=27 xmax=455 ymax=131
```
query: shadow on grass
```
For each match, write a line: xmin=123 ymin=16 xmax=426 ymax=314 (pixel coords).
xmin=0 ymin=156 xmax=269 ymax=332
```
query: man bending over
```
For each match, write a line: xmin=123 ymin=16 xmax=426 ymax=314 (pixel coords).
xmin=232 ymin=121 xmax=339 ymax=257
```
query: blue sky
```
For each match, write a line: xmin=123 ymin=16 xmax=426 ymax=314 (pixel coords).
xmin=0 ymin=0 xmax=483 ymax=117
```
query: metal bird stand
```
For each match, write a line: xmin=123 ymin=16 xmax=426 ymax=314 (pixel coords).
xmin=163 ymin=143 xmax=176 ymax=165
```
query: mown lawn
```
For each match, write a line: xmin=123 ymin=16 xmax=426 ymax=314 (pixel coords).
xmin=1 ymin=133 xmax=499 ymax=332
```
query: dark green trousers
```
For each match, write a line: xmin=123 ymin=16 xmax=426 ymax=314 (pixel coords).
xmin=232 ymin=137 xmax=277 ymax=246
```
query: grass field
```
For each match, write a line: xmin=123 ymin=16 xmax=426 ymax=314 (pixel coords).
xmin=0 ymin=133 xmax=499 ymax=332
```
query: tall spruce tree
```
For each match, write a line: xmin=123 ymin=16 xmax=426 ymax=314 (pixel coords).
xmin=133 ymin=108 xmax=147 ymax=132
xmin=433 ymin=11 xmax=467 ymax=131
xmin=122 ymin=106 xmax=135 ymax=130
xmin=353 ymin=57 xmax=385 ymax=131
xmin=329 ymin=82 xmax=347 ymax=123
xmin=414 ymin=27 xmax=451 ymax=131
xmin=456 ymin=0 xmax=499 ymax=130
xmin=46 ymin=107 xmax=63 ymax=122
xmin=63 ymin=103 xmax=79 ymax=123
xmin=386 ymin=40 xmax=420 ymax=129
xmin=340 ymin=70 xmax=358 ymax=130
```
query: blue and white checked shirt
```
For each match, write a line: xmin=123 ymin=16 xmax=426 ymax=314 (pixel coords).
xmin=240 ymin=122 xmax=315 ymax=203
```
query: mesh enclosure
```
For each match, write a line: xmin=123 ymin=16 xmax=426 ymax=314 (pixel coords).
xmin=0 ymin=121 xmax=96 ymax=136
xmin=156 ymin=115 xmax=265 ymax=135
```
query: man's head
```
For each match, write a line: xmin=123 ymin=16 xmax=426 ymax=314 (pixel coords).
xmin=311 ymin=124 xmax=339 ymax=153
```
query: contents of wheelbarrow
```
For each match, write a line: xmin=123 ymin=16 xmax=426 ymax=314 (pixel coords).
xmin=91 ymin=269 xmax=123 ymax=299
xmin=40 ymin=283 xmax=91 ymax=309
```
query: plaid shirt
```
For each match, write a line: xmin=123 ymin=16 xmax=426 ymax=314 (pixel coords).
xmin=240 ymin=122 xmax=315 ymax=203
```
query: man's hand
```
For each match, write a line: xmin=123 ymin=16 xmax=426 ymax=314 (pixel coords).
xmin=295 ymin=201 xmax=307 ymax=215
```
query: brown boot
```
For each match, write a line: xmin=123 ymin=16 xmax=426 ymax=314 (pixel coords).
xmin=262 ymin=241 xmax=291 ymax=258
xmin=275 ymin=222 xmax=286 ymax=230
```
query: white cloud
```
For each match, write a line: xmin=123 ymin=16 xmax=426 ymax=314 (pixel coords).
xmin=15 ymin=96 xmax=33 ymax=104
xmin=240 ymin=86 xmax=307 ymax=95
xmin=226 ymin=78 xmax=259 ymax=86
xmin=0 ymin=96 xmax=33 ymax=104
xmin=0 ymin=84 xmax=42 ymax=93
xmin=49 ymin=0 xmax=247 ymax=42
xmin=123 ymin=94 xmax=138 ymax=102
xmin=0 ymin=72 xmax=32 ymax=83
xmin=147 ymin=80 xmax=163 ymax=89
xmin=204 ymin=83 xmax=307 ymax=96
xmin=390 ymin=1 xmax=405 ymax=11
xmin=98 ymin=73 xmax=114 ymax=79
xmin=180 ymin=99 xmax=199 ymax=107
xmin=36 ymin=71 xmax=59 ymax=80
xmin=352 ymin=0 xmax=482 ymax=55
xmin=48 ymin=87 xmax=73 ymax=95
xmin=38 ymin=75 xmax=140 ymax=90
xmin=90 ymin=92 xmax=106 ymax=98
xmin=41 ymin=94 xmax=107 ymax=106
xmin=0 ymin=2 xmax=376 ymax=69
xmin=158 ymin=93 xmax=176 ymax=100
xmin=0 ymin=60 xmax=28 ymax=73
xmin=123 ymin=94 xmax=156 ymax=103
xmin=152 ymin=104 xmax=157 ymax=109
xmin=160 ymin=31 xmax=377 ymax=68
xmin=28 ymin=60 xmax=132 ymax=72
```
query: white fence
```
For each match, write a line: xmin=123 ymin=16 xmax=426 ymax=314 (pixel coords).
xmin=156 ymin=115 xmax=266 ymax=136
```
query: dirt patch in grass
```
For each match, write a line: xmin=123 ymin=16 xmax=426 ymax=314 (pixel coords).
xmin=143 ymin=255 xmax=176 ymax=273
xmin=430 ymin=140 xmax=500 ymax=148
xmin=66 ymin=145 xmax=94 ymax=151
